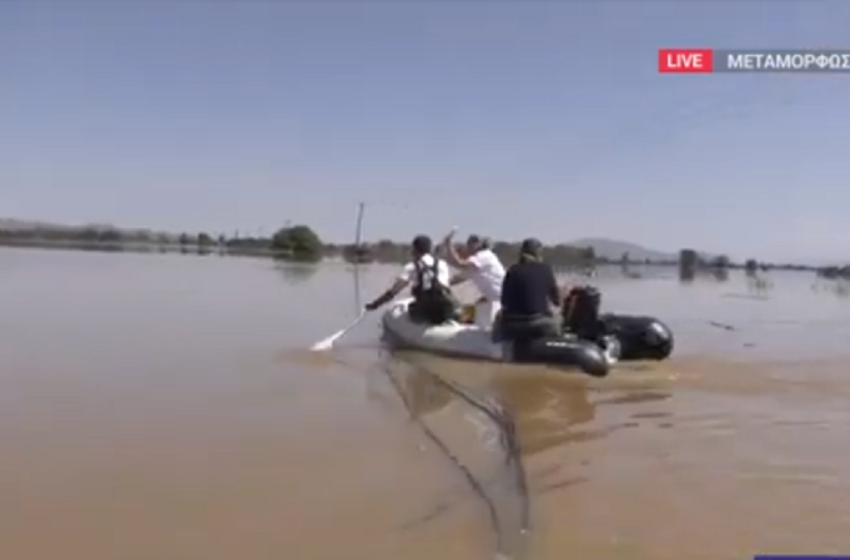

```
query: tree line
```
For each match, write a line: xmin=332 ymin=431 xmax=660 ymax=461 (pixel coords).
xmin=0 ymin=222 xmax=844 ymax=276
xmin=0 ymin=223 xmax=623 ymax=266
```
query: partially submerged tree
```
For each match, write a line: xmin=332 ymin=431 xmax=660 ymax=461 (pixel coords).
xmin=271 ymin=224 xmax=323 ymax=262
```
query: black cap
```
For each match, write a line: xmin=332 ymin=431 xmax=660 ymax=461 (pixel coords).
xmin=519 ymin=237 xmax=542 ymax=258
xmin=412 ymin=234 xmax=433 ymax=255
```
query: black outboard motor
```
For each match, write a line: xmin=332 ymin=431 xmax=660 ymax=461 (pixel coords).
xmin=560 ymin=285 xmax=620 ymax=363
xmin=561 ymin=285 xmax=605 ymax=340
xmin=600 ymin=314 xmax=674 ymax=361
xmin=562 ymin=285 xmax=673 ymax=361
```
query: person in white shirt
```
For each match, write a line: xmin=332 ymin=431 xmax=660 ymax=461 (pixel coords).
xmin=443 ymin=231 xmax=506 ymax=329
xmin=364 ymin=234 xmax=456 ymax=324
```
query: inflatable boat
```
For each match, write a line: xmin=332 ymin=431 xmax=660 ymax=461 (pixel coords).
xmin=381 ymin=288 xmax=674 ymax=378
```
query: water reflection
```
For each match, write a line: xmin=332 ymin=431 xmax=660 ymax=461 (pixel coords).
xmin=680 ymin=268 xmax=730 ymax=284
xmin=718 ymin=272 xmax=775 ymax=301
xmin=351 ymin=265 xmax=363 ymax=314
xmin=711 ymin=267 xmax=729 ymax=282
xmin=622 ymin=269 xmax=643 ymax=280
xmin=746 ymin=274 xmax=773 ymax=294
xmin=812 ymin=279 xmax=850 ymax=299
xmin=273 ymin=261 xmax=319 ymax=284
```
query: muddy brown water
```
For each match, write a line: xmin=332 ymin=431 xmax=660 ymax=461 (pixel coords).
xmin=2 ymin=248 xmax=850 ymax=560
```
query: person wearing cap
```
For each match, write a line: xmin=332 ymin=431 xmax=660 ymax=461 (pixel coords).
xmin=442 ymin=231 xmax=506 ymax=329
xmin=494 ymin=237 xmax=562 ymax=343
xmin=364 ymin=234 xmax=457 ymax=324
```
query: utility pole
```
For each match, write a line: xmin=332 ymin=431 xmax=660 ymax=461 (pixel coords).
xmin=354 ymin=202 xmax=365 ymax=247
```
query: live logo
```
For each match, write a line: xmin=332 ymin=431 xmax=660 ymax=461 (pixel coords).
xmin=658 ymin=49 xmax=714 ymax=73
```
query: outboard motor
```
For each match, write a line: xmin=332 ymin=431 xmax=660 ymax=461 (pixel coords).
xmin=561 ymin=285 xmax=620 ymax=364
xmin=562 ymin=285 xmax=671 ymax=362
xmin=600 ymin=314 xmax=674 ymax=361
xmin=561 ymin=285 xmax=603 ymax=340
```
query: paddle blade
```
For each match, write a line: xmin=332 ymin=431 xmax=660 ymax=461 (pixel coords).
xmin=309 ymin=311 xmax=367 ymax=351
xmin=310 ymin=330 xmax=346 ymax=351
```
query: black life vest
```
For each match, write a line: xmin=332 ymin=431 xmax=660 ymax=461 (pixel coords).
xmin=411 ymin=257 xmax=446 ymax=300
xmin=409 ymin=257 xmax=455 ymax=324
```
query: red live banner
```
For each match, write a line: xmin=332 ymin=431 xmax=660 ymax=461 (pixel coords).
xmin=658 ymin=48 xmax=714 ymax=73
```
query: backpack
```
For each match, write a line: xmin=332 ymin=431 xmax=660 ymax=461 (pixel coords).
xmin=411 ymin=258 xmax=456 ymax=323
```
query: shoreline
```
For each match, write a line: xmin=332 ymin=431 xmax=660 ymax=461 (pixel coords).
xmin=0 ymin=239 xmax=820 ymax=273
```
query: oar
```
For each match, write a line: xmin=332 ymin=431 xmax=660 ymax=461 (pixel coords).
xmin=310 ymin=310 xmax=367 ymax=351
xmin=442 ymin=225 xmax=459 ymax=248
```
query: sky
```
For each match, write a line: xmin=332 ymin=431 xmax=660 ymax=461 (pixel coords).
xmin=2 ymin=0 xmax=849 ymax=262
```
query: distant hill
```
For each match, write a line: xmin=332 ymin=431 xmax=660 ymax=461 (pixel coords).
xmin=0 ymin=217 xmax=125 ymax=231
xmin=569 ymin=238 xmax=673 ymax=261
xmin=570 ymin=237 xmax=720 ymax=262
xmin=569 ymin=237 xmax=713 ymax=262
xmin=0 ymin=217 xmax=79 ymax=231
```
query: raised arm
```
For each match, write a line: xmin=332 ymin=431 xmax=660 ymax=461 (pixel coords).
xmin=442 ymin=230 xmax=480 ymax=272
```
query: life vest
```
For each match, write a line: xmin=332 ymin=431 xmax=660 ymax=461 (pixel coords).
xmin=410 ymin=257 xmax=454 ymax=323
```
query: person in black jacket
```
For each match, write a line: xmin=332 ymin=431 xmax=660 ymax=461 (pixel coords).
xmin=494 ymin=238 xmax=563 ymax=343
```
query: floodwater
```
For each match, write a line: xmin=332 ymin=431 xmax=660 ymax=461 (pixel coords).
xmin=2 ymin=248 xmax=850 ymax=560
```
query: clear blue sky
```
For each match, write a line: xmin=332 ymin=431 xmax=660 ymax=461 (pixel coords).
xmin=2 ymin=1 xmax=849 ymax=262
